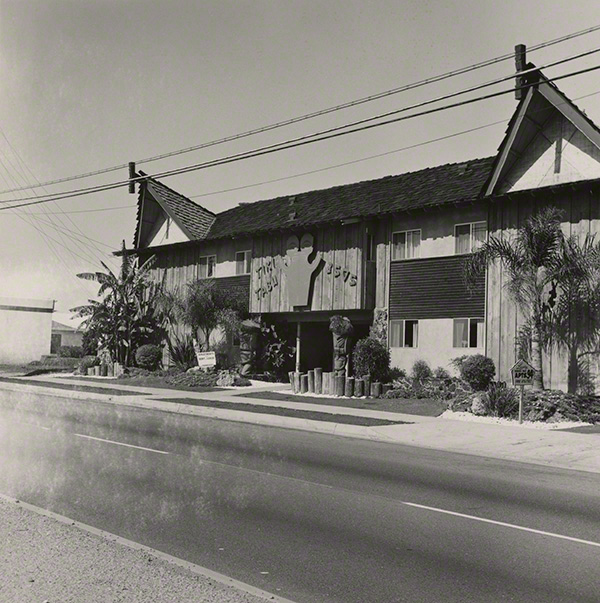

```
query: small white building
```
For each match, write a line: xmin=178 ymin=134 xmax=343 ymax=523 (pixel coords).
xmin=0 ymin=297 xmax=55 ymax=364
xmin=51 ymin=320 xmax=84 ymax=353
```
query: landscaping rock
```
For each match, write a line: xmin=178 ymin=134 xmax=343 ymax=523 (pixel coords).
xmin=470 ymin=395 xmax=486 ymax=416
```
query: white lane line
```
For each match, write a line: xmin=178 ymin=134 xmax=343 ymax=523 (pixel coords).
xmin=73 ymin=433 xmax=169 ymax=455
xmin=401 ymin=501 xmax=600 ymax=548
xmin=188 ymin=458 xmax=600 ymax=549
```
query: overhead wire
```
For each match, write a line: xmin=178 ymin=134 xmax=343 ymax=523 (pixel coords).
xmin=1 ymin=22 xmax=600 ymax=196
xmin=2 ymin=60 xmax=600 ymax=212
xmin=0 ymin=130 xmax=114 ymax=264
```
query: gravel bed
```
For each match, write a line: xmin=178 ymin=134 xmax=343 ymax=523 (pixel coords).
xmin=0 ymin=497 xmax=270 ymax=603
xmin=440 ymin=410 xmax=592 ymax=430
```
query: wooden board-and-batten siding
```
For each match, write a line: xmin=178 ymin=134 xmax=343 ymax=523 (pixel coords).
xmin=389 ymin=256 xmax=485 ymax=320
xmin=250 ymin=223 xmax=374 ymax=313
xmin=486 ymin=187 xmax=600 ymax=390
xmin=139 ymin=244 xmax=251 ymax=314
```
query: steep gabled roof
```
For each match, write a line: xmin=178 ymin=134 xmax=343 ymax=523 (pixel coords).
xmin=205 ymin=156 xmax=495 ymax=240
xmin=134 ymin=172 xmax=216 ymax=247
xmin=484 ymin=67 xmax=600 ymax=195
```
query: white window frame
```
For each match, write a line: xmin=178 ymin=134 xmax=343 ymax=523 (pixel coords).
xmin=199 ymin=254 xmax=217 ymax=278
xmin=452 ymin=317 xmax=485 ymax=348
xmin=454 ymin=221 xmax=486 ymax=254
xmin=391 ymin=229 xmax=421 ymax=261
xmin=235 ymin=250 xmax=252 ymax=275
xmin=389 ymin=319 xmax=419 ymax=348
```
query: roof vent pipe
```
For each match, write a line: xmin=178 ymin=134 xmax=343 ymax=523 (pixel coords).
xmin=515 ymin=44 xmax=527 ymax=100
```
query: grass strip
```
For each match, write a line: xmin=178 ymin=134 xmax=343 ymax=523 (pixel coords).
xmin=237 ymin=390 xmax=446 ymax=417
xmin=155 ymin=397 xmax=410 ymax=426
xmin=0 ymin=377 xmax=148 ymax=397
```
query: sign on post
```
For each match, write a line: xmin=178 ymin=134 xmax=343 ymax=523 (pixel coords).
xmin=510 ymin=359 xmax=535 ymax=424
xmin=193 ymin=339 xmax=216 ymax=369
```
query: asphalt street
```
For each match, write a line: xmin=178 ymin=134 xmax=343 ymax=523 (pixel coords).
xmin=1 ymin=397 xmax=599 ymax=602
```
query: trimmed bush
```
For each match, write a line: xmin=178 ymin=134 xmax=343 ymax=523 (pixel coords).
xmin=57 ymin=345 xmax=84 ymax=358
xmin=135 ymin=344 xmax=163 ymax=371
xmin=454 ymin=354 xmax=495 ymax=391
xmin=352 ymin=337 xmax=390 ymax=383
xmin=411 ymin=360 xmax=432 ymax=382
xmin=78 ymin=355 xmax=100 ymax=374
xmin=433 ymin=366 xmax=452 ymax=382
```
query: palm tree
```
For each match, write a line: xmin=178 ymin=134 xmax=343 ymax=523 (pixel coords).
xmin=550 ymin=233 xmax=600 ymax=393
xmin=466 ymin=208 xmax=566 ymax=390
xmin=71 ymin=242 xmax=163 ymax=366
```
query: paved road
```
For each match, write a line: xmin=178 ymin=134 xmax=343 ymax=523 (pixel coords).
xmin=1 ymin=396 xmax=599 ymax=602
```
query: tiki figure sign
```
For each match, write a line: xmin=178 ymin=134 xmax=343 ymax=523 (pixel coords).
xmin=286 ymin=233 xmax=321 ymax=308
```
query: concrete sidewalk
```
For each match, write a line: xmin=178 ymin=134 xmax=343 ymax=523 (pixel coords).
xmin=1 ymin=373 xmax=599 ymax=474
xmin=0 ymin=494 xmax=287 ymax=603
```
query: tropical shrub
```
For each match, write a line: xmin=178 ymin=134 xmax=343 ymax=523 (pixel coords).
xmin=352 ymin=337 xmax=390 ymax=383
xmin=71 ymin=241 xmax=166 ymax=367
xmin=411 ymin=359 xmax=432 ymax=382
xmin=135 ymin=344 xmax=163 ymax=371
xmin=483 ymin=381 xmax=519 ymax=417
xmin=168 ymin=333 xmax=197 ymax=370
xmin=453 ymin=354 xmax=495 ymax=391
xmin=57 ymin=345 xmax=84 ymax=358
xmin=259 ymin=322 xmax=295 ymax=376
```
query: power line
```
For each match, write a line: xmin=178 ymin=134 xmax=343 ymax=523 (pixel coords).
xmin=2 ymin=62 xmax=600 ymax=213
xmin=1 ymin=23 xmax=600 ymax=196
xmin=15 ymin=88 xmax=600 ymax=217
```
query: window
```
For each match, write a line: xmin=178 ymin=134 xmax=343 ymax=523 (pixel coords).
xmin=453 ymin=318 xmax=484 ymax=348
xmin=392 ymin=230 xmax=421 ymax=260
xmin=199 ymin=255 xmax=216 ymax=278
xmin=235 ymin=250 xmax=251 ymax=275
xmin=390 ymin=319 xmax=419 ymax=348
xmin=455 ymin=221 xmax=486 ymax=254
xmin=366 ymin=233 xmax=375 ymax=262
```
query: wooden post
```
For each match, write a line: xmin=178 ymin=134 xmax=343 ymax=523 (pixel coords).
xmin=355 ymin=379 xmax=364 ymax=397
xmin=364 ymin=376 xmax=371 ymax=397
xmin=296 ymin=322 xmax=301 ymax=373
xmin=294 ymin=372 xmax=301 ymax=393
xmin=519 ymin=385 xmax=524 ymax=424
xmin=323 ymin=372 xmax=331 ymax=395
xmin=345 ymin=377 xmax=354 ymax=397
xmin=107 ymin=363 xmax=114 ymax=377
xmin=372 ymin=382 xmax=381 ymax=398
xmin=308 ymin=370 xmax=315 ymax=393
xmin=315 ymin=368 xmax=323 ymax=394
xmin=335 ymin=375 xmax=345 ymax=396
xmin=300 ymin=374 xmax=308 ymax=393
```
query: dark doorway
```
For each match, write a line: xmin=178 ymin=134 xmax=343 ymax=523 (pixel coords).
xmin=300 ymin=323 xmax=333 ymax=372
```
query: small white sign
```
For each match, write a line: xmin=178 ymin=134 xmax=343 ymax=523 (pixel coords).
xmin=193 ymin=339 xmax=216 ymax=368
xmin=510 ymin=359 xmax=535 ymax=386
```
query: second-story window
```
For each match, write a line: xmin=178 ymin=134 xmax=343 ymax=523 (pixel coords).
xmin=455 ymin=221 xmax=486 ymax=254
xmin=392 ymin=229 xmax=421 ymax=260
xmin=199 ymin=255 xmax=216 ymax=278
xmin=235 ymin=250 xmax=252 ymax=275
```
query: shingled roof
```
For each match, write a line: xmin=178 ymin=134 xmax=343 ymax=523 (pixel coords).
xmin=134 ymin=172 xmax=215 ymax=246
xmin=204 ymin=156 xmax=495 ymax=240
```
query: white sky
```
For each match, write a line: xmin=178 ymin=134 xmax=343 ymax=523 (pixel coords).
xmin=1 ymin=0 xmax=600 ymax=319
